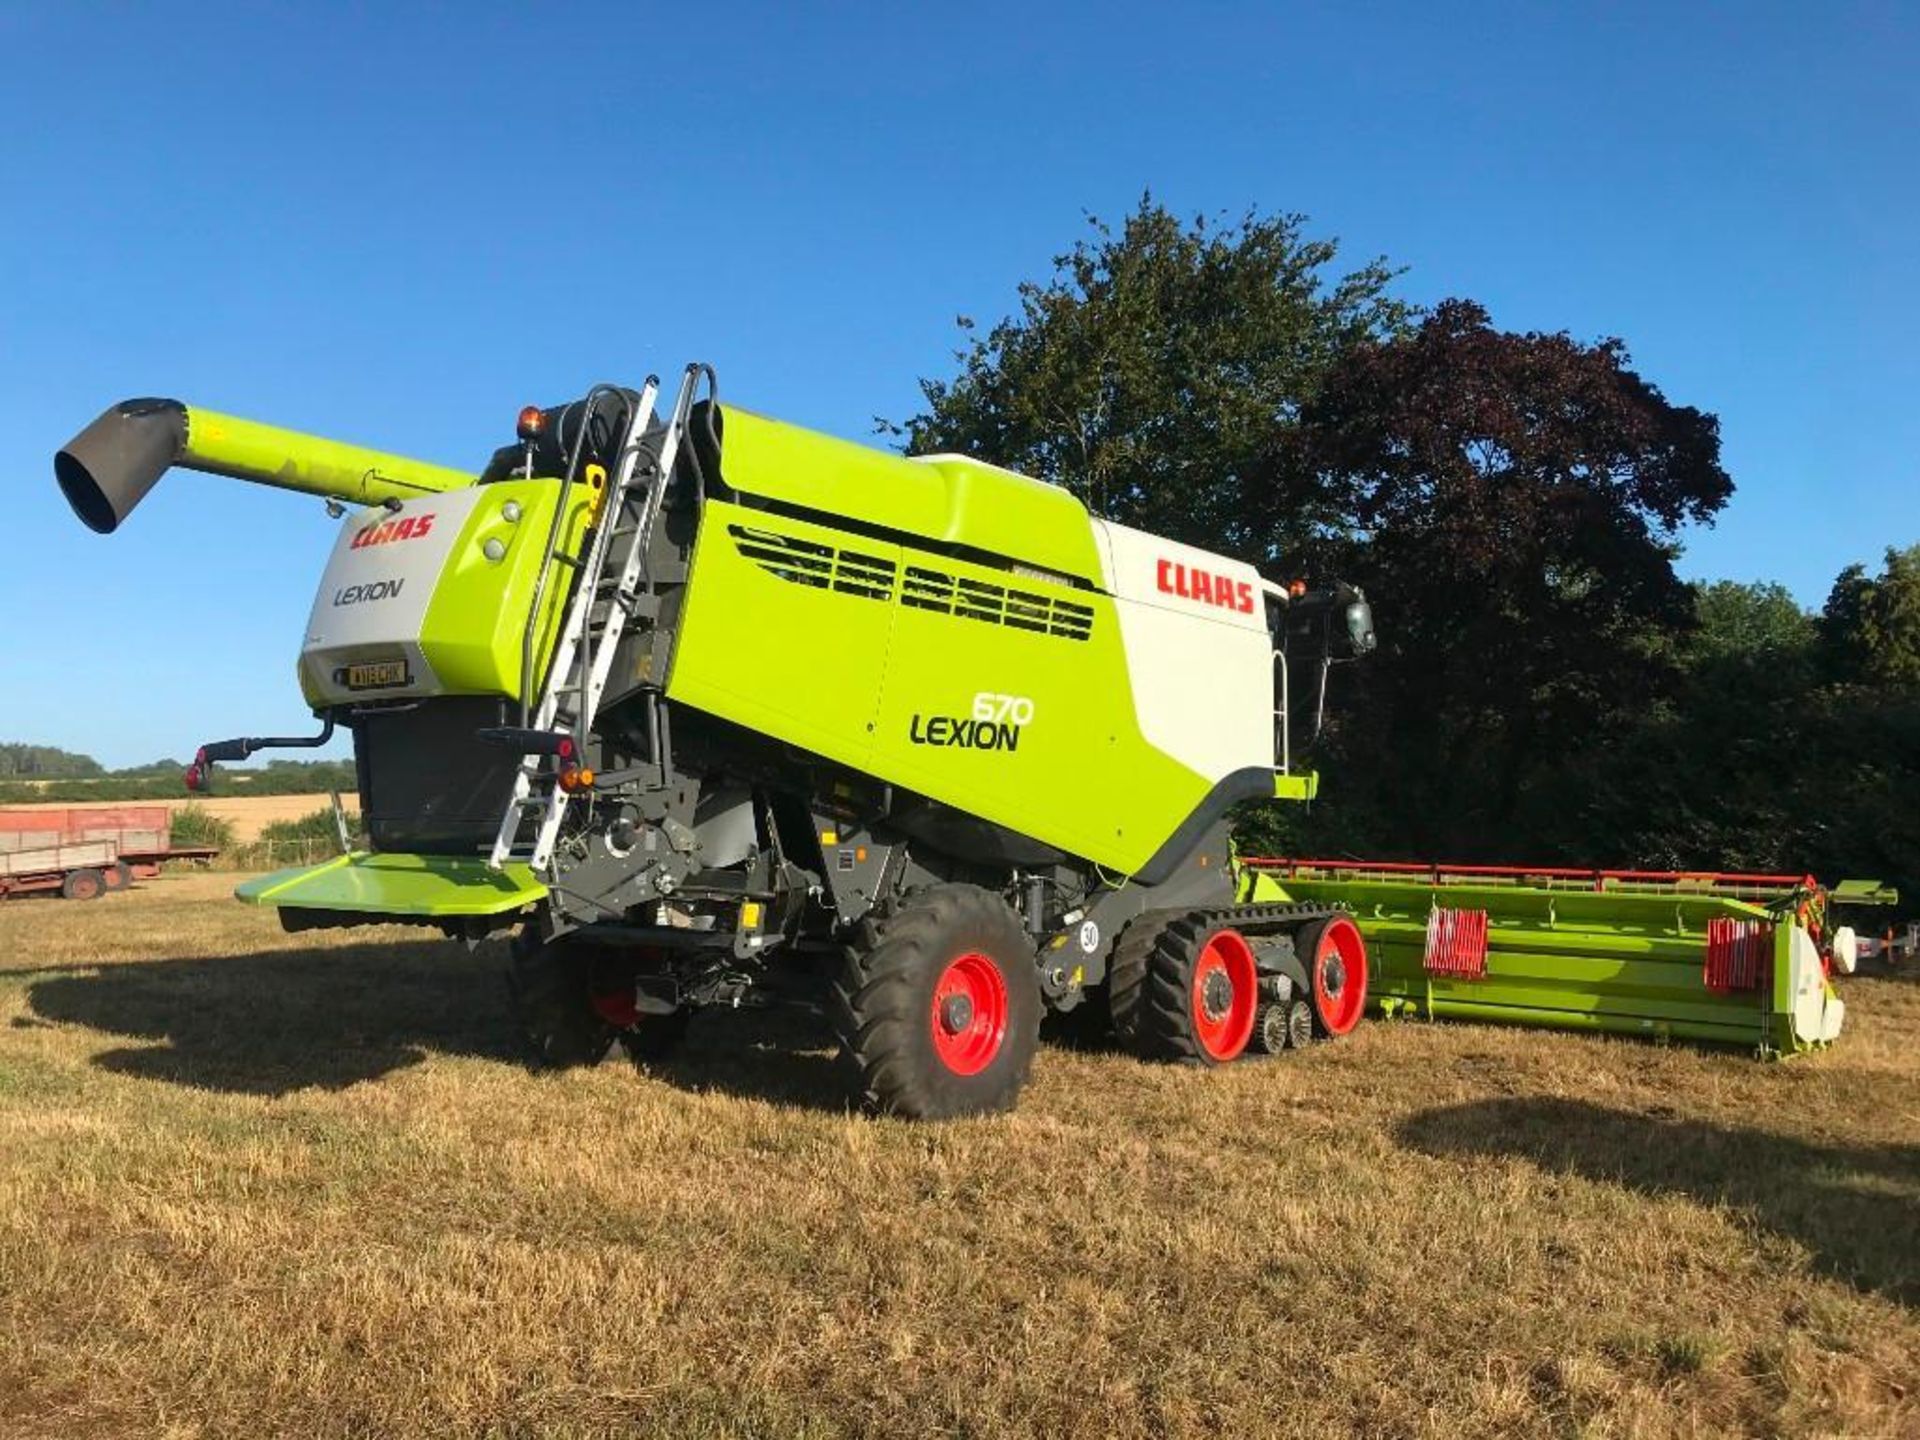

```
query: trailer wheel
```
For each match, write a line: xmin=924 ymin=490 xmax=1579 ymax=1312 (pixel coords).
xmin=102 ymin=862 xmax=134 ymax=893
xmin=1299 ymin=915 xmax=1368 ymax=1037
xmin=507 ymin=930 xmax=617 ymax=1068
xmin=62 ymin=869 xmax=106 ymax=902
xmin=1127 ymin=918 xmax=1260 ymax=1064
xmin=833 ymin=884 xmax=1040 ymax=1119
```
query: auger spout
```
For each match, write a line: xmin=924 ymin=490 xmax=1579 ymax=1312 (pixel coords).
xmin=54 ymin=398 xmax=474 ymax=533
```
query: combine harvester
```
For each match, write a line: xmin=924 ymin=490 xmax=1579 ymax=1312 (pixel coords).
xmin=54 ymin=375 xmax=1378 ymax=1116
xmin=51 ymin=374 xmax=1884 ymax=1109
xmin=1245 ymin=860 xmax=1895 ymax=1055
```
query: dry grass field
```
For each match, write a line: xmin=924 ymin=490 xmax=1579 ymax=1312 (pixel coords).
xmin=1 ymin=873 xmax=1915 ymax=1438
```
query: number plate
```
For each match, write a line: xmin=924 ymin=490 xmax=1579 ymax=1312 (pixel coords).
xmin=343 ymin=660 xmax=410 ymax=691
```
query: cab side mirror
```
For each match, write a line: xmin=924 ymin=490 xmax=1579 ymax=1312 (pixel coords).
xmin=1344 ymin=595 xmax=1376 ymax=656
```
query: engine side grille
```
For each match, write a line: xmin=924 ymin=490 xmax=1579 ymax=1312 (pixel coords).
xmin=730 ymin=525 xmax=1095 ymax=641
xmin=729 ymin=525 xmax=898 ymax=601
xmin=900 ymin=565 xmax=1094 ymax=642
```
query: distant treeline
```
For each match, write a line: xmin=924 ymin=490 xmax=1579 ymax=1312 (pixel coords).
xmin=0 ymin=753 xmax=356 ymax=804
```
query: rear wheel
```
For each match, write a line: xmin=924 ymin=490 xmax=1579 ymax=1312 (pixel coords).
xmin=1123 ymin=915 xmax=1261 ymax=1065
xmin=62 ymin=869 xmax=105 ymax=902
xmin=581 ymin=954 xmax=692 ymax=1068
xmin=620 ymin=1010 xmax=692 ymax=1066
xmin=1300 ymin=915 xmax=1368 ymax=1037
xmin=833 ymin=884 xmax=1041 ymax=1119
xmin=101 ymin=862 xmax=133 ymax=893
xmin=508 ymin=931 xmax=617 ymax=1068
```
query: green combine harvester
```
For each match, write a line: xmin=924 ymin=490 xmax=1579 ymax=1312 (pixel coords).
xmin=56 ymin=371 xmax=1378 ymax=1117
xmin=53 ymin=370 xmax=1882 ymax=1112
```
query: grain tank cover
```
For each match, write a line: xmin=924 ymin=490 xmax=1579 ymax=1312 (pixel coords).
xmin=706 ymin=406 xmax=1104 ymax=585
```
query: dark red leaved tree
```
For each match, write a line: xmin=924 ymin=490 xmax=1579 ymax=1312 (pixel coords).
xmin=1275 ymin=299 xmax=1732 ymax=858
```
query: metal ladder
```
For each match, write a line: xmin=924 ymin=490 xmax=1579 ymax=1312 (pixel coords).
xmin=487 ymin=367 xmax=700 ymax=871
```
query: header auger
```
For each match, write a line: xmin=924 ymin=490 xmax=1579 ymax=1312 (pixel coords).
xmin=56 ymin=365 xmax=1377 ymax=1117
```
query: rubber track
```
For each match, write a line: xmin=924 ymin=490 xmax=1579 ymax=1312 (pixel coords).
xmin=1109 ymin=902 xmax=1343 ymax=1064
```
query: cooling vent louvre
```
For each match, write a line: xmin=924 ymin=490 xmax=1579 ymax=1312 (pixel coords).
xmin=728 ymin=524 xmax=1094 ymax=642
xmin=901 ymin=566 xmax=1094 ymax=642
xmin=729 ymin=525 xmax=897 ymax=601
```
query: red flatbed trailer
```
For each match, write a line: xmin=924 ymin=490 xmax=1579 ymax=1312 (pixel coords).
xmin=0 ymin=805 xmax=219 ymax=898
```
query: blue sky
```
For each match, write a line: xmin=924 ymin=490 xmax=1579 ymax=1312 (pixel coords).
xmin=1 ymin=3 xmax=1913 ymax=768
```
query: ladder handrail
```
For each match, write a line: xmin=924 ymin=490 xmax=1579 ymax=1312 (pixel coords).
xmin=577 ymin=370 xmax=700 ymax=724
xmin=529 ymin=379 xmax=660 ymax=732
xmin=487 ymin=367 xmax=701 ymax=872
xmin=486 ymin=377 xmax=661 ymax=870
xmin=1272 ymin=646 xmax=1290 ymax=775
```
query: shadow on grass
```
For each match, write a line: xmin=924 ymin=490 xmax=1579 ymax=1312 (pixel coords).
xmin=25 ymin=940 xmax=854 ymax=1107
xmin=27 ymin=940 xmax=520 ymax=1095
xmin=1399 ymin=1097 xmax=1920 ymax=1307
xmin=645 ymin=1005 xmax=853 ymax=1113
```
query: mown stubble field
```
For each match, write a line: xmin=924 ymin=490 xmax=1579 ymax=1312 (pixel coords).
xmin=0 ymin=873 xmax=1915 ymax=1438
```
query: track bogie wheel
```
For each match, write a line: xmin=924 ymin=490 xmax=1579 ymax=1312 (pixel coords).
xmin=832 ymin=884 xmax=1041 ymax=1119
xmin=1254 ymin=1002 xmax=1289 ymax=1055
xmin=1285 ymin=997 xmax=1315 ymax=1048
xmin=62 ymin=868 xmax=105 ymax=902
xmin=1299 ymin=914 xmax=1369 ymax=1038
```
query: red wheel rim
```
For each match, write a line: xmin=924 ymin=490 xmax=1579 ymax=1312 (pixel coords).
xmin=1313 ymin=916 xmax=1368 ymax=1036
xmin=930 ymin=951 xmax=1009 ymax=1076
xmin=589 ymin=988 xmax=640 ymax=1029
xmin=588 ymin=958 xmax=641 ymax=1029
xmin=1189 ymin=929 xmax=1258 ymax=1061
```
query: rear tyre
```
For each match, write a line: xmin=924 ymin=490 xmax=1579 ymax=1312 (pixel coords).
xmin=508 ymin=930 xmax=617 ymax=1068
xmin=620 ymin=1009 xmax=692 ymax=1068
xmin=579 ymin=963 xmax=691 ymax=1068
xmin=1299 ymin=915 xmax=1368 ymax=1038
xmin=62 ymin=869 xmax=105 ymax=902
xmin=1130 ymin=917 xmax=1261 ymax=1065
xmin=833 ymin=884 xmax=1041 ymax=1119
xmin=102 ymin=862 xmax=133 ymax=893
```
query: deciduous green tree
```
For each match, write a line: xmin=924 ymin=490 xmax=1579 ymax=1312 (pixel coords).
xmin=898 ymin=197 xmax=1412 ymax=559
xmin=1822 ymin=544 xmax=1920 ymax=686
